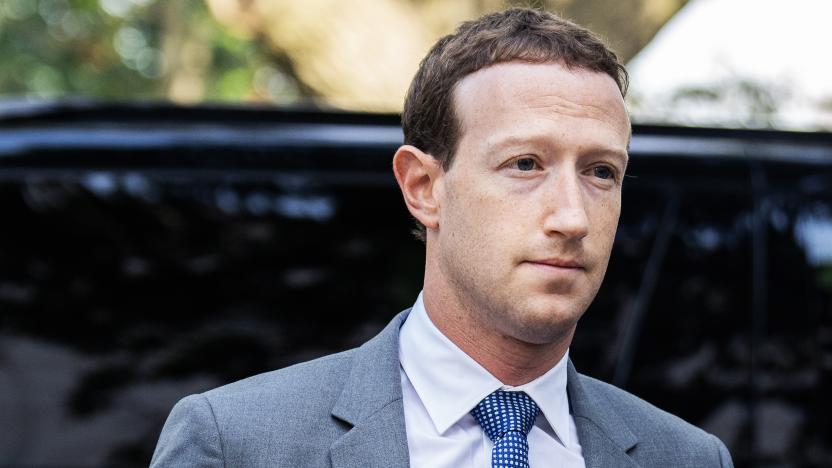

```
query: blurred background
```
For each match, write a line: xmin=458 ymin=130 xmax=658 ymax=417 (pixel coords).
xmin=2 ymin=0 xmax=832 ymax=127
xmin=0 ymin=1 xmax=831 ymax=467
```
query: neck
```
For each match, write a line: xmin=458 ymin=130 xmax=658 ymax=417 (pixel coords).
xmin=422 ymin=280 xmax=574 ymax=387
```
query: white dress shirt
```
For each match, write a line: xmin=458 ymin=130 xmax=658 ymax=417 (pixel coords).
xmin=399 ymin=292 xmax=586 ymax=468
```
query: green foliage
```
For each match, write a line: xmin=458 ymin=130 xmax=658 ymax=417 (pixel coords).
xmin=0 ymin=0 xmax=280 ymax=102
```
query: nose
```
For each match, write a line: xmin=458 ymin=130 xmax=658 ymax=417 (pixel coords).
xmin=541 ymin=169 xmax=590 ymax=241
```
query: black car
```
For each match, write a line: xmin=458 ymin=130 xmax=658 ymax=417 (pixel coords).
xmin=0 ymin=102 xmax=830 ymax=467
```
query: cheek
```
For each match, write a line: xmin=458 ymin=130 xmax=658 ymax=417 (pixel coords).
xmin=443 ymin=184 xmax=516 ymax=251
xmin=589 ymin=196 xmax=621 ymax=245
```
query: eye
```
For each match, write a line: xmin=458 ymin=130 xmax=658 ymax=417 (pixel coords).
xmin=592 ymin=165 xmax=615 ymax=180
xmin=511 ymin=157 xmax=539 ymax=171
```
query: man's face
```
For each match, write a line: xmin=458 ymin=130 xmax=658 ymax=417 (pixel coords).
xmin=431 ymin=61 xmax=630 ymax=345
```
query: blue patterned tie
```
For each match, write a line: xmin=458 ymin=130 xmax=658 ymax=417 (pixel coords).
xmin=471 ymin=390 xmax=540 ymax=468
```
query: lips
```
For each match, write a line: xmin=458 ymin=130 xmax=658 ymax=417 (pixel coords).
xmin=527 ymin=258 xmax=585 ymax=269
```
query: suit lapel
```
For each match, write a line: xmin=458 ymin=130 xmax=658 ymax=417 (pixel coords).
xmin=567 ymin=361 xmax=641 ymax=468
xmin=329 ymin=310 xmax=411 ymax=468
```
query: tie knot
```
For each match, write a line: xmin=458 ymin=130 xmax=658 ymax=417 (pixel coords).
xmin=471 ymin=390 xmax=540 ymax=442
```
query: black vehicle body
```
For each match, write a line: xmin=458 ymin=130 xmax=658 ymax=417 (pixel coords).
xmin=0 ymin=102 xmax=830 ymax=467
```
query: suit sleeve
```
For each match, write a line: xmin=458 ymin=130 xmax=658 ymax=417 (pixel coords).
xmin=150 ymin=394 xmax=225 ymax=467
xmin=710 ymin=433 xmax=734 ymax=468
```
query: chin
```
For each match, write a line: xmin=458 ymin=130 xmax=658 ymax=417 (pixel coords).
xmin=504 ymin=295 xmax=586 ymax=345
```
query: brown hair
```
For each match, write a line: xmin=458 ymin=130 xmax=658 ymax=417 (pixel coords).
xmin=401 ymin=7 xmax=628 ymax=240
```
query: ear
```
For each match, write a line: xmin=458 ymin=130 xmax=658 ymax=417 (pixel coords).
xmin=392 ymin=145 xmax=442 ymax=231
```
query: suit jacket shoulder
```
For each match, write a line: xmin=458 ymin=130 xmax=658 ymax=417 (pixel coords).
xmin=569 ymin=365 xmax=734 ymax=467
xmin=151 ymin=312 xmax=411 ymax=468
xmin=151 ymin=349 xmax=357 ymax=467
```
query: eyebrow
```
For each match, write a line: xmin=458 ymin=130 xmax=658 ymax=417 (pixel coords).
xmin=590 ymin=147 xmax=629 ymax=164
xmin=488 ymin=134 xmax=629 ymax=163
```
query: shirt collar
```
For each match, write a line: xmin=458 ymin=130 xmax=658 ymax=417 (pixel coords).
xmin=399 ymin=292 xmax=574 ymax=446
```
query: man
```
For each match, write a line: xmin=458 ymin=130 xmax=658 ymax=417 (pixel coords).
xmin=151 ymin=8 xmax=733 ymax=468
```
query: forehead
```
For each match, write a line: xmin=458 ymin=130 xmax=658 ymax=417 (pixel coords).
xmin=451 ymin=61 xmax=630 ymax=151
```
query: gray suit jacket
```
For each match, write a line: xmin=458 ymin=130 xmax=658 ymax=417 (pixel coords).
xmin=151 ymin=310 xmax=734 ymax=467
